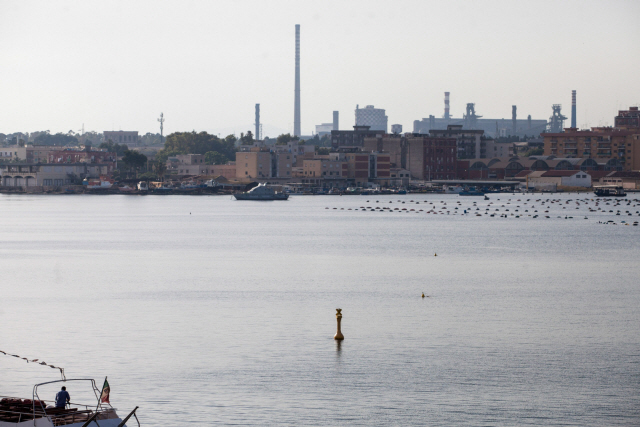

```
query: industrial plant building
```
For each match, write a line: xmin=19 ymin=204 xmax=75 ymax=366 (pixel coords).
xmin=355 ymin=105 xmax=388 ymax=132
xmin=413 ymin=92 xmax=548 ymax=138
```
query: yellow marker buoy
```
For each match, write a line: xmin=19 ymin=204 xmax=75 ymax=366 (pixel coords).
xmin=434 ymin=253 xmax=437 ymax=256
xmin=334 ymin=309 xmax=344 ymax=340
xmin=421 ymin=293 xmax=425 ymax=298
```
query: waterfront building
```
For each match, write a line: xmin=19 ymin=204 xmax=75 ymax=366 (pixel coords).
xmin=167 ymin=154 xmax=237 ymax=179
xmin=521 ymin=170 xmax=592 ymax=189
xmin=342 ymin=152 xmax=391 ymax=185
xmin=362 ymin=133 xmax=456 ymax=180
xmin=301 ymin=158 xmax=347 ymax=184
xmin=389 ymin=168 xmax=411 ymax=187
xmin=543 ymin=126 xmax=640 ymax=171
xmin=597 ymin=170 xmax=640 ymax=189
xmin=0 ymin=163 xmax=112 ymax=188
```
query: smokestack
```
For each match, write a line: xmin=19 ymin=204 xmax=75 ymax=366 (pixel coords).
xmin=512 ymin=105 xmax=517 ymax=136
xmin=571 ymin=90 xmax=576 ymax=128
xmin=294 ymin=24 xmax=301 ymax=137
xmin=444 ymin=92 xmax=450 ymax=120
xmin=255 ymin=104 xmax=260 ymax=141
xmin=333 ymin=111 xmax=339 ymax=130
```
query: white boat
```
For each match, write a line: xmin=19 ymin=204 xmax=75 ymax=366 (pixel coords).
xmin=83 ymin=179 xmax=113 ymax=190
xmin=137 ymin=181 xmax=148 ymax=191
xmin=0 ymin=378 xmax=139 ymax=427
xmin=443 ymin=185 xmax=464 ymax=194
xmin=234 ymin=183 xmax=289 ymax=200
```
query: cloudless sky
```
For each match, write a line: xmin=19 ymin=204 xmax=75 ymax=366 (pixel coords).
xmin=1 ymin=0 xmax=639 ymax=138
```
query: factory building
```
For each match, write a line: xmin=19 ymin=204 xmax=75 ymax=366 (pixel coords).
xmin=413 ymin=92 xmax=547 ymax=138
xmin=355 ymin=105 xmax=388 ymax=132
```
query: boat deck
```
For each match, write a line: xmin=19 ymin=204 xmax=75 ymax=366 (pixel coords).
xmin=0 ymin=398 xmax=116 ymax=426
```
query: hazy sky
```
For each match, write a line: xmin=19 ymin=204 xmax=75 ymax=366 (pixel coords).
xmin=1 ymin=0 xmax=639 ymax=137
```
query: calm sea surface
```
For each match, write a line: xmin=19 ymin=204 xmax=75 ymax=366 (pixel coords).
xmin=1 ymin=193 xmax=639 ymax=426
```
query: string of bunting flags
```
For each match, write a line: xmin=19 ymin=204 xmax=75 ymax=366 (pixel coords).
xmin=0 ymin=350 xmax=66 ymax=379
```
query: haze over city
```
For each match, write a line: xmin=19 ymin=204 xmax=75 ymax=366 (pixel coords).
xmin=1 ymin=0 xmax=639 ymax=136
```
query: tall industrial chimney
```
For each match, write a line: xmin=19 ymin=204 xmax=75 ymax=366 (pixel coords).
xmin=255 ymin=104 xmax=260 ymax=141
xmin=294 ymin=24 xmax=301 ymax=137
xmin=333 ymin=111 xmax=339 ymax=131
xmin=444 ymin=92 xmax=450 ymax=121
xmin=512 ymin=105 xmax=517 ymax=136
xmin=571 ymin=90 xmax=576 ymax=128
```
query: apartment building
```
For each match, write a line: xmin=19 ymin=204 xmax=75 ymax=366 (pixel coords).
xmin=543 ymin=127 xmax=640 ymax=171
xmin=235 ymin=150 xmax=273 ymax=179
xmin=104 ymin=131 xmax=138 ymax=145
xmin=406 ymin=136 xmax=457 ymax=180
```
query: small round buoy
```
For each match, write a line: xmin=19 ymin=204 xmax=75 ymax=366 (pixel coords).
xmin=434 ymin=253 xmax=437 ymax=257
xmin=422 ymin=293 xmax=425 ymax=298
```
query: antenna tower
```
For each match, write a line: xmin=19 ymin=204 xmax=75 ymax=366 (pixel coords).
xmin=158 ymin=113 xmax=165 ymax=144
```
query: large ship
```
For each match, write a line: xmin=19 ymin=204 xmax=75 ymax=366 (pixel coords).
xmin=234 ymin=183 xmax=289 ymax=200
xmin=0 ymin=378 xmax=140 ymax=427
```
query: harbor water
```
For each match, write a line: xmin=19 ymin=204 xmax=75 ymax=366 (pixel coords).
xmin=1 ymin=193 xmax=639 ymax=426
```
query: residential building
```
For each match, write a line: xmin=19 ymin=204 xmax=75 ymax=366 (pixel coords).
xmin=0 ymin=146 xmax=26 ymax=161
xmin=48 ymin=148 xmax=116 ymax=170
xmin=428 ymin=125 xmax=494 ymax=159
xmin=27 ymin=146 xmax=58 ymax=163
xmin=615 ymin=106 xmax=640 ymax=129
xmin=406 ymin=135 xmax=457 ymax=180
xmin=273 ymin=152 xmax=293 ymax=178
xmin=355 ymin=105 xmax=388 ymax=132
xmin=103 ymin=131 xmax=139 ymax=145
xmin=543 ymin=127 xmax=640 ymax=171
xmin=343 ymin=153 xmax=371 ymax=185
xmin=235 ymin=150 xmax=272 ymax=179
xmin=362 ymin=135 xmax=404 ymax=168
xmin=332 ymin=126 xmax=382 ymax=149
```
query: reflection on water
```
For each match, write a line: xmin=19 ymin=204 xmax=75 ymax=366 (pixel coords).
xmin=1 ymin=193 xmax=639 ymax=426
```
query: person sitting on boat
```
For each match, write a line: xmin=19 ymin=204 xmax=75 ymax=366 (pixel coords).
xmin=55 ymin=386 xmax=70 ymax=408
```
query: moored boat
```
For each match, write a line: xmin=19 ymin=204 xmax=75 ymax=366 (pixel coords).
xmin=594 ymin=186 xmax=626 ymax=197
xmin=0 ymin=378 xmax=139 ymax=427
xmin=459 ymin=187 xmax=485 ymax=196
xmin=234 ymin=183 xmax=288 ymax=200
xmin=83 ymin=178 xmax=113 ymax=190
